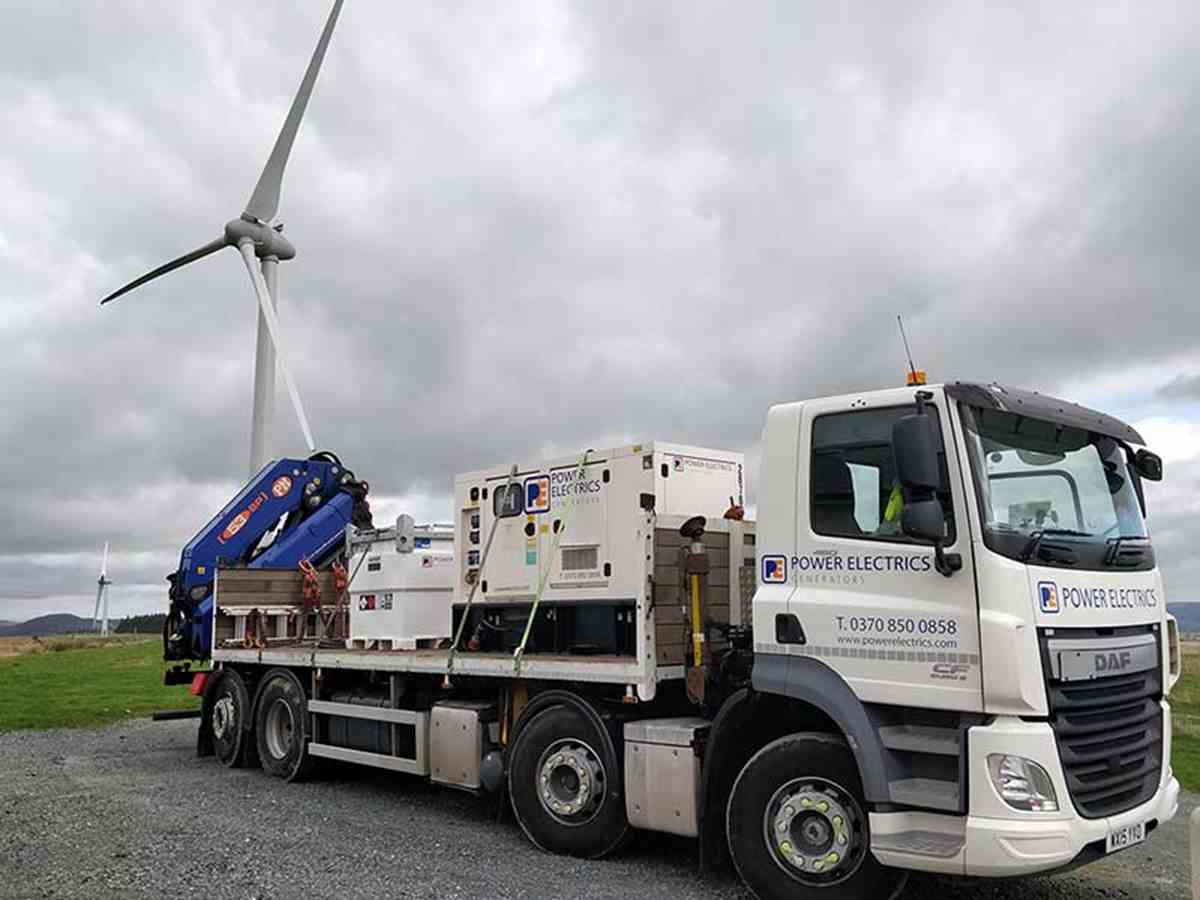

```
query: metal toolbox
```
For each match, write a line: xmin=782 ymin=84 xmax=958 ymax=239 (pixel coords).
xmin=623 ymin=717 xmax=709 ymax=837
xmin=429 ymin=700 xmax=497 ymax=790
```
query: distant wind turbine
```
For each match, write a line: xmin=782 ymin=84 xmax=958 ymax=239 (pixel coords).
xmin=92 ymin=542 xmax=113 ymax=636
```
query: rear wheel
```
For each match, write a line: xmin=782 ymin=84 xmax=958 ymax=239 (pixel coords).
xmin=254 ymin=668 xmax=313 ymax=782
xmin=508 ymin=705 xmax=628 ymax=858
xmin=727 ymin=733 xmax=907 ymax=900
xmin=210 ymin=669 xmax=258 ymax=769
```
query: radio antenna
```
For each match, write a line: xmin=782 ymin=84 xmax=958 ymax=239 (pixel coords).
xmin=896 ymin=315 xmax=926 ymax=386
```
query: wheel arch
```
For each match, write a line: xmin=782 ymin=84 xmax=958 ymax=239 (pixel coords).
xmin=699 ymin=683 xmax=851 ymax=870
xmin=750 ymin=654 xmax=890 ymax=804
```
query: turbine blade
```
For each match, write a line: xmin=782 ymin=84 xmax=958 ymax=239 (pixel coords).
xmin=236 ymin=241 xmax=316 ymax=451
xmin=100 ymin=541 xmax=109 ymax=578
xmin=99 ymin=237 xmax=227 ymax=306
xmin=243 ymin=0 xmax=344 ymax=223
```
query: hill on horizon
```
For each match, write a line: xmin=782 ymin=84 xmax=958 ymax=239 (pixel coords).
xmin=0 ymin=612 xmax=167 ymax=637
xmin=0 ymin=613 xmax=94 ymax=637
xmin=1168 ymin=603 xmax=1200 ymax=633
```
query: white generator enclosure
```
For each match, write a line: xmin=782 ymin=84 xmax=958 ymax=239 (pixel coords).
xmin=346 ymin=516 xmax=455 ymax=649
xmin=454 ymin=442 xmax=745 ymax=606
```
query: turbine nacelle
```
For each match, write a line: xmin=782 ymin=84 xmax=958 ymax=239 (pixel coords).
xmin=224 ymin=216 xmax=296 ymax=261
xmin=93 ymin=542 xmax=113 ymax=635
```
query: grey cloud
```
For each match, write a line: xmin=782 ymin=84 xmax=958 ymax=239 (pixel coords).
xmin=1158 ymin=374 xmax=1200 ymax=401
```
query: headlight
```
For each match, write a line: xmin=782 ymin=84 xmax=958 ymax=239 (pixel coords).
xmin=188 ymin=583 xmax=210 ymax=602
xmin=987 ymin=754 xmax=1058 ymax=812
xmin=306 ymin=494 xmax=321 ymax=509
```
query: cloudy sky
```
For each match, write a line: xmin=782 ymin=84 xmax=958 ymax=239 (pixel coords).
xmin=2 ymin=1 xmax=1199 ymax=622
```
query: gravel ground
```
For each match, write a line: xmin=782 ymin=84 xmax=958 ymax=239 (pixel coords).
xmin=0 ymin=719 xmax=1193 ymax=899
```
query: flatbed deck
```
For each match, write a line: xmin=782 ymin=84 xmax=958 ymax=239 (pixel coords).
xmin=213 ymin=644 xmax=682 ymax=693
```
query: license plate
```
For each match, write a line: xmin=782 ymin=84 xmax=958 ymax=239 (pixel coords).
xmin=1106 ymin=821 xmax=1146 ymax=854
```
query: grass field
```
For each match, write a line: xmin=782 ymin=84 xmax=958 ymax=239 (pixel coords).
xmin=0 ymin=635 xmax=199 ymax=732
xmin=1169 ymin=642 xmax=1200 ymax=792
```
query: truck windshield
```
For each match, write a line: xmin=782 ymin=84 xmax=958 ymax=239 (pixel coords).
xmin=959 ymin=404 xmax=1152 ymax=571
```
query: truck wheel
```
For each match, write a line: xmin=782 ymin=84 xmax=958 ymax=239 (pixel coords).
xmin=508 ymin=705 xmax=628 ymax=858
xmin=254 ymin=668 xmax=313 ymax=782
xmin=727 ymin=733 xmax=907 ymax=900
xmin=210 ymin=669 xmax=258 ymax=769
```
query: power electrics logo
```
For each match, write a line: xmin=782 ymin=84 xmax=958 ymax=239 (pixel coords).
xmin=524 ymin=476 xmax=550 ymax=514
xmin=762 ymin=555 xmax=788 ymax=583
xmin=1037 ymin=581 xmax=1060 ymax=614
xmin=271 ymin=475 xmax=293 ymax=498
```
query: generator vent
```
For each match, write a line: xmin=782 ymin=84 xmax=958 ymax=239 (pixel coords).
xmin=561 ymin=546 xmax=599 ymax=571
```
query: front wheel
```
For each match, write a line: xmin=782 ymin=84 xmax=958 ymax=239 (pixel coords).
xmin=726 ymin=733 xmax=907 ymax=900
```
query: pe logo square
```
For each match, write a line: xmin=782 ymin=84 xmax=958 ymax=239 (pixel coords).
xmin=1037 ymin=581 xmax=1059 ymax=614
xmin=524 ymin=475 xmax=550 ymax=514
xmin=762 ymin=555 xmax=787 ymax=584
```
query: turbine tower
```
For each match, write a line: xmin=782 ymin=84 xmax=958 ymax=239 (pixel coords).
xmin=92 ymin=542 xmax=113 ymax=636
xmin=99 ymin=1 xmax=345 ymax=476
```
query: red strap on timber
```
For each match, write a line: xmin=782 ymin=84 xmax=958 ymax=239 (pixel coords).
xmin=243 ymin=608 xmax=267 ymax=649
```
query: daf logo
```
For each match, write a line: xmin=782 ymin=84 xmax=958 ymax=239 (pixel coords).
xmin=1095 ymin=651 xmax=1133 ymax=673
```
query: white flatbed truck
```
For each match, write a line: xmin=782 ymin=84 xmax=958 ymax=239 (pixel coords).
xmin=193 ymin=382 xmax=1181 ymax=899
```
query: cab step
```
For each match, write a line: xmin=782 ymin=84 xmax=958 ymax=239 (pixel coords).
xmin=872 ymin=829 xmax=965 ymax=859
xmin=888 ymin=778 xmax=960 ymax=812
xmin=878 ymin=724 xmax=961 ymax=756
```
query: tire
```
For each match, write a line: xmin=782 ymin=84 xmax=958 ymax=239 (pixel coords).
xmin=210 ymin=669 xmax=258 ymax=769
xmin=727 ymin=733 xmax=908 ymax=900
xmin=508 ymin=705 xmax=628 ymax=858
xmin=254 ymin=668 xmax=314 ymax=782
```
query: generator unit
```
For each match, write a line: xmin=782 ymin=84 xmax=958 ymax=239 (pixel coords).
xmin=346 ymin=515 xmax=455 ymax=649
xmin=451 ymin=442 xmax=745 ymax=656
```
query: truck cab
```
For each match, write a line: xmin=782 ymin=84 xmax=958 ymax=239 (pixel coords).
xmin=733 ymin=381 xmax=1180 ymax=893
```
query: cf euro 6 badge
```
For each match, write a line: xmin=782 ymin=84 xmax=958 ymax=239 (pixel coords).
xmin=1038 ymin=581 xmax=1060 ymax=614
xmin=762 ymin=555 xmax=788 ymax=583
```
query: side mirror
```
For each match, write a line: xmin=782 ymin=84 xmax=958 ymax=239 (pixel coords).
xmin=900 ymin=498 xmax=945 ymax=543
xmin=892 ymin=414 xmax=940 ymax=491
xmin=1134 ymin=449 xmax=1163 ymax=482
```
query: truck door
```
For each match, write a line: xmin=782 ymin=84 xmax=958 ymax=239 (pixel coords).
xmin=791 ymin=392 xmax=982 ymax=713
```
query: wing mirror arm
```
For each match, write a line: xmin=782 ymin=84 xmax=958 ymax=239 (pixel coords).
xmin=934 ymin=545 xmax=963 ymax=577
xmin=899 ymin=500 xmax=960 ymax=578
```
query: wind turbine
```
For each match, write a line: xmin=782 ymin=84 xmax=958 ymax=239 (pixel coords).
xmin=99 ymin=1 xmax=345 ymax=476
xmin=92 ymin=542 xmax=113 ymax=636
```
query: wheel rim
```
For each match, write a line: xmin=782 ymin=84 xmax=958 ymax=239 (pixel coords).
xmin=264 ymin=697 xmax=296 ymax=761
xmin=535 ymin=738 xmax=606 ymax=826
xmin=761 ymin=777 xmax=867 ymax=886
xmin=212 ymin=694 xmax=235 ymax=740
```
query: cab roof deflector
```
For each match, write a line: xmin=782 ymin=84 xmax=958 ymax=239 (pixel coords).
xmin=945 ymin=382 xmax=1145 ymax=445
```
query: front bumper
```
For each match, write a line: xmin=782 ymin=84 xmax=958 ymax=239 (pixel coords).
xmin=871 ymin=709 xmax=1180 ymax=878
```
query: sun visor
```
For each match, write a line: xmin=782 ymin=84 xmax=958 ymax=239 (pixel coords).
xmin=945 ymin=382 xmax=1145 ymax=445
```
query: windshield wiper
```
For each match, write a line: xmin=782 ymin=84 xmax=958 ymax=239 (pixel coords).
xmin=1019 ymin=528 xmax=1092 ymax=563
xmin=1104 ymin=535 xmax=1151 ymax=567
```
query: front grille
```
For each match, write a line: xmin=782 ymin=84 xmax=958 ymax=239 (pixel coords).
xmin=1042 ymin=629 xmax=1163 ymax=819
